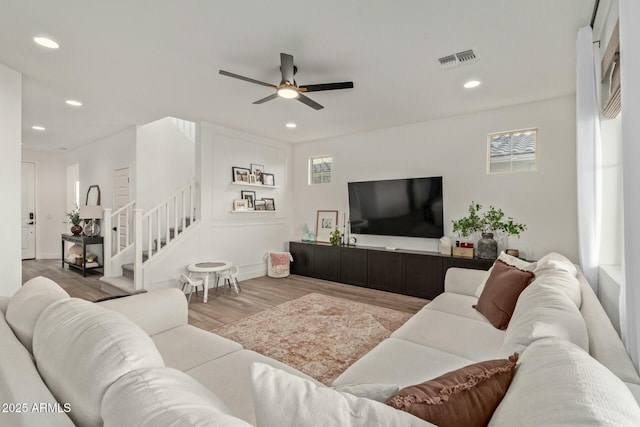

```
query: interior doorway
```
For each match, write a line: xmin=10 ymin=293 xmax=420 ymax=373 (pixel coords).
xmin=21 ymin=161 xmax=36 ymax=260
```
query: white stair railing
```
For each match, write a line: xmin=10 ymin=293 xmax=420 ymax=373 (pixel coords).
xmin=133 ymin=179 xmax=198 ymax=290
xmin=103 ymin=200 xmax=136 ymax=277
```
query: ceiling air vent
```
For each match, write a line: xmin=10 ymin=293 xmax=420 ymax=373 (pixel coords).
xmin=438 ymin=49 xmax=479 ymax=70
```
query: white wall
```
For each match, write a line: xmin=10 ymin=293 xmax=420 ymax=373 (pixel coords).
xmin=67 ymin=127 xmax=137 ymax=211
xmin=292 ymin=95 xmax=578 ymax=262
xmin=0 ymin=63 xmax=22 ymax=296
xmin=145 ymin=122 xmax=293 ymax=289
xmin=136 ymin=117 xmax=195 ymax=212
xmin=21 ymin=149 xmax=68 ymax=259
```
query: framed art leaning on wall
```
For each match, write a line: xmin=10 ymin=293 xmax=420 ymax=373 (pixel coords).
xmin=316 ymin=210 xmax=338 ymax=243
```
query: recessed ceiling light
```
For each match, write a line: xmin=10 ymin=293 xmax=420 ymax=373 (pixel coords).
xmin=464 ymin=80 xmax=481 ymax=89
xmin=32 ymin=125 xmax=46 ymax=131
xmin=286 ymin=123 xmax=297 ymax=128
xmin=65 ymin=99 xmax=83 ymax=107
xmin=33 ymin=37 xmax=59 ymax=49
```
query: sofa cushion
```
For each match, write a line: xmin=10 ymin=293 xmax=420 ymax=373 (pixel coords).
xmin=6 ymin=276 xmax=70 ymax=353
xmin=426 ymin=293 xmax=486 ymax=322
xmin=250 ymin=362 xmax=433 ymax=427
xmin=187 ymin=349 xmax=322 ymax=425
xmin=533 ymin=251 xmax=577 ymax=277
xmin=333 ymin=383 xmax=400 ymax=402
xmin=333 ymin=338 xmax=475 ymax=389
xmin=489 ymin=338 xmax=640 ymax=426
xmin=499 ymin=284 xmax=588 ymax=357
xmin=33 ymin=298 xmax=165 ymax=427
xmin=474 ymin=260 xmax=535 ymax=329
xmin=391 ymin=309 xmax=505 ymax=362
xmin=102 ymin=367 xmax=251 ymax=427
xmin=152 ymin=325 xmax=243 ymax=371
xmin=0 ymin=312 xmax=75 ymax=427
xmin=386 ymin=354 xmax=518 ymax=427
xmin=475 ymin=252 xmax=536 ymax=297
xmin=531 ymin=268 xmax=581 ymax=308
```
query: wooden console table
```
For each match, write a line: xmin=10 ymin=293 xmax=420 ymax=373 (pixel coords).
xmin=289 ymin=241 xmax=494 ymax=300
xmin=61 ymin=234 xmax=104 ymax=277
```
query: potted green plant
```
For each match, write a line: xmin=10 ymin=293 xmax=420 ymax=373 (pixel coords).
xmin=66 ymin=205 xmax=82 ymax=235
xmin=329 ymin=229 xmax=343 ymax=246
xmin=452 ymin=202 xmax=526 ymax=259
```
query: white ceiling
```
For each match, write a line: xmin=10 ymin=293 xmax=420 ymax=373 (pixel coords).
xmin=0 ymin=0 xmax=593 ymax=151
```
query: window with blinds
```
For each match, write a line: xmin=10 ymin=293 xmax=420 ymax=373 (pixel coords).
xmin=487 ymin=128 xmax=537 ymax=174
xmin=309 ymin=156 xmax=332 ymax=184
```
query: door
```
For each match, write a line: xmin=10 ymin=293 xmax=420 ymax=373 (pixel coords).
xmin=21 ymin=162 xmax=36 ymax=259
xmin=113 ymin=167 xmax=131 ymax=249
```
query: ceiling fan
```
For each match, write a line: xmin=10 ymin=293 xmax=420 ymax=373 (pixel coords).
xmin=219 ymin=53 xmax=354 ymax=110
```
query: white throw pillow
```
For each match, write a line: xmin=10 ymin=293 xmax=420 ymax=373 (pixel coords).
xmin=533 ymin=252 xmax=577 ymax=277
xmin=475 ymin=252 xmax=537 ymax=298
xmin=250 ymin=363 xmax=433 ymax=427
xmin=332 ymin=383 xmax=400 ymax=402
xmin=490 ymin=338 xmax=640 ymax=426
xmin=33 ymin=298 xmax=165 ymax=427
xmin=102 ymin=367 xmax=251 ymax=427
xmin=499 ymin=284 xmax=588 ymax=357
xmin=6 ymin=276 xmax=70 ymax=353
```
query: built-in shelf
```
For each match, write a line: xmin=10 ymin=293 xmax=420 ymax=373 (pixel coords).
xmin=230 ymin=182 xmax=279 ymax=189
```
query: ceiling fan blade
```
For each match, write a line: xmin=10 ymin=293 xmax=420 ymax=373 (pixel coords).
xmin=253 ymin=93 xmax=279 ymax=105
xmin=297 ymin=93 xmax=324 ymax=110
xmin=280 ymin=53 xmax=295 ymax=84
xmin=219 ymin=70 xmax=276 ymax=88
xmin=299 ymin=82 xmax=354 ymax=92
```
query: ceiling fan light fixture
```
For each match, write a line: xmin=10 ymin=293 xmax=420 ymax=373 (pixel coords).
xmin=277 ymin=87 xmax=299 ymax=99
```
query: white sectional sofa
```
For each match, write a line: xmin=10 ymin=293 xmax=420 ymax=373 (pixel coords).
xmin=1 ymin=251 xmax=640 ymax=426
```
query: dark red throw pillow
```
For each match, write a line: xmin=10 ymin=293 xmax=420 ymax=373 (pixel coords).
xmin=474 ymin=259 xmax=535 ymax=329
xmin=386 ymin=354 xmax=519 ymax=427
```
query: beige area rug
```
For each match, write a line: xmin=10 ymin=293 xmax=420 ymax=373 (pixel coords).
xmin=214 ymin=293 xmax=414 ymax=385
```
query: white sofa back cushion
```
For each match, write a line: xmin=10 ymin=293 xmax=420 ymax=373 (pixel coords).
xmin=33 ymin=298 xmax=165 ymax=427
xmin=489 ymin=338 xmax=640 ymax=426
xmin=250 ymin=362 xmax=433 ymax=427
xmin=6 ymin=276 xmax=70 ymax=353
xmin=102 ymin=367 xmax=251 ymax=427
xmin=499 ymin=284 xmax=588 ymax=357
xmin=533 ymin=251 xmax=577 ymax=277
xmin=531 ymin=269 xmax=581 ymax=308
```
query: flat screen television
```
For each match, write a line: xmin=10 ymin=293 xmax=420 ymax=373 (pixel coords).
xmin=348 ymin=176 xmax=443 ymax=238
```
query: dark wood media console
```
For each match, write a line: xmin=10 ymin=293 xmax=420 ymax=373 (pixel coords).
xmin=289 ymin=241 xmax=494 ymax=300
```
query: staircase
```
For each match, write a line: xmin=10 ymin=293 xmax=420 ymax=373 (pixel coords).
xmin=101 ymin=180 xmax=198 ymax=293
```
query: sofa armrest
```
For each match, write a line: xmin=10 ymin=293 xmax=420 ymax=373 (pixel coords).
xmin=0 ymin=297 xmax=9 ymax=315
xmin=98 ymin=288 xmax=188 ymax=336
xmin=444 ymin=268 xmax=488 ymax=297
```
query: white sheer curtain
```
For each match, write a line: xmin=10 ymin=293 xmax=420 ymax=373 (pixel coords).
xmin=576 ymin=26 xmax=602 ymax=292
xmin=619 ymin=0 xmax=640 ymax=370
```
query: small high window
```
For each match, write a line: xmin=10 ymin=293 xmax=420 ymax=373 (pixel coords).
xmin=487 ymin=128 xmax=537 ymax=174
xmin=309 ymin=156 xmax=332 ymax=184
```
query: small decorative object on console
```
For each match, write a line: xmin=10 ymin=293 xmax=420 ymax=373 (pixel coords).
xmin=316 ymin=210 xmax=339 ymax=243
xmin=329 ymin=229 xmax=342 ymax=246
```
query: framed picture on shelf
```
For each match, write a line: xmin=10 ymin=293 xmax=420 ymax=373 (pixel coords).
xmin=255 ymin=200 xmax=266 ymax=211
xmin=241 ymin=191 xmax=256 ymax=209
xmin=250 ymin=163 xmax=264 ymax=184
xmin=262 ymin=173 xmax=275 ymax=186
xmin=249 ymin=174 xmax=257 ymax=185
xmin=262 ymin=198 xmax=275 ymax=211
xmin=232 ymin=167 xmax=251 ymax=183
xmin=316 ymin=210 xmax=338 ymax=243
xmin=233 ymin=199 xmax=249 ymax=211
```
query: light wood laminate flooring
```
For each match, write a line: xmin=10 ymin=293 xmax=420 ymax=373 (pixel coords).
xmin=22 ymin=259 xmax=428 ymax=331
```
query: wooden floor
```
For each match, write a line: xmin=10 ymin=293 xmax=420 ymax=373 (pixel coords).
xmin=22 ymin=260 xmax=428 ymax=332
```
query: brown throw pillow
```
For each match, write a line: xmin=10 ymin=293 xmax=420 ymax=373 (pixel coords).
xmin=474 ymin=259 xmax=535 ymax=329
xmin=386 ymin=354 xmax=519 ymax=427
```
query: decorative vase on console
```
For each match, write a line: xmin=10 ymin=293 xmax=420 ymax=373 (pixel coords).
xmin=452 ymin=202 xmax=527 ymax=260
xmin=477 ymin=232 xmax=498 ymax=259
xmin=66 ymin=206 xmax=82 ymax=235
